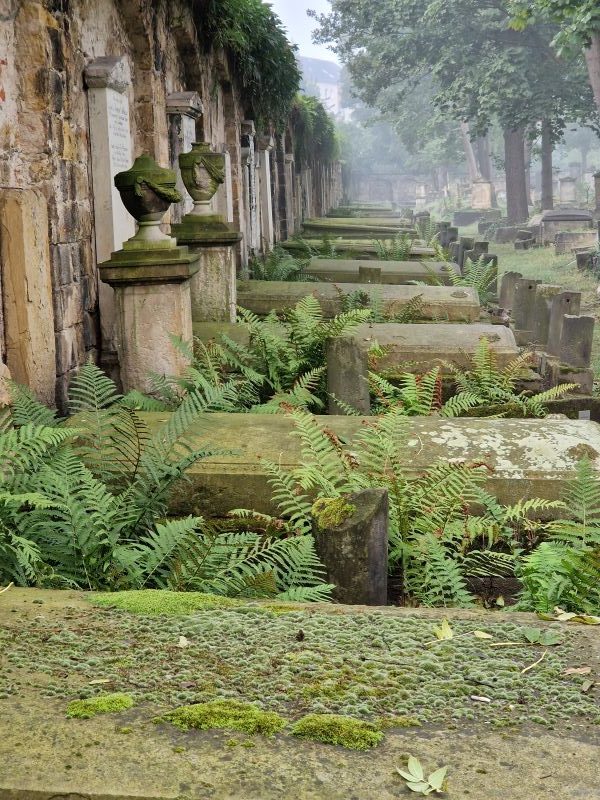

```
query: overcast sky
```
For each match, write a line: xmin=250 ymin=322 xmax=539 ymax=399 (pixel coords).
xmin=269 ymin=0 xmax=339 ymax=63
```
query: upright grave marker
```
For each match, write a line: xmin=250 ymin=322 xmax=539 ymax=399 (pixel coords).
xmin=84 ymin=56 xmax=135 ymax=365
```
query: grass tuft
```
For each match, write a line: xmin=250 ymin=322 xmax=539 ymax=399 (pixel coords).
xmin=158 ymin=700 xmax=285 ymax=736
xmin=90 ymin=590 xmax=242 ymax=616
xmin=66 ymin=693 xmax=134 ymax=719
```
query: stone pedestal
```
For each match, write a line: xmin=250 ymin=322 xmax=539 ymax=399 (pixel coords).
xmin=172 ymin=215 xmax=242 ymax=322
xmin=99 ymin=243 xmax=199 ymax=393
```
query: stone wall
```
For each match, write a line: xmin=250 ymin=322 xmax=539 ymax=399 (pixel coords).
xmin=0 ymin=0 xmax=342 ymax=407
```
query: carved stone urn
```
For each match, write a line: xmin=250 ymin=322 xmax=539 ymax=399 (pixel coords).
xmin=114 ymin=154 xmax=182 ymax=245
xmin=178 ymin=141 xmax=225 ymax=216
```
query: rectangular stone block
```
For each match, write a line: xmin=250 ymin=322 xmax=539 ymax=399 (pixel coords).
xmin=559 ymin=315 xmax=594 ymax=369
xmin=236 ymin=281 xmax=481 ymax=322
xmin=512 ymin=278 xmax=542 ymax=334
xmin=531 ymin=284 xmax=562 ymax=347
xmin=0 ymin=188 xmax=56 ymax=405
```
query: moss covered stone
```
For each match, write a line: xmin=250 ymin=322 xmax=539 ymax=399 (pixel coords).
xmin=66 ymin=693 xmax=134 ymax=719
xmin=291 ymin=713 xmax=384 ymax=750
xmin=159 ymin=700 xmax=285 ymax=736
xmin=91 ymin=590 xmax=242 ymax=615
xmin=312 ymin=497 xmax=356 ymax=528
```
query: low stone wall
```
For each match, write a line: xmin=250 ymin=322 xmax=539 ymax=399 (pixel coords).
xmin=282 ymin=240 xmax=436 ymax=261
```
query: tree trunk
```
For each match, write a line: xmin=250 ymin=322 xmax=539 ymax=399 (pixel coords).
xmin=584 ymin=32 xmax=600 ymax=115
xmin=460 ymin=121 xmax=480 ymax=183
xmin=504 ymin=126 xmax=529 ymax=224
xmin=475 ymin=135 xmax=493 ymax=181
xmin=524 ymin=136 xmax=532 ymax=206
xmin=541 ymin=119 xmax=554 ymax=211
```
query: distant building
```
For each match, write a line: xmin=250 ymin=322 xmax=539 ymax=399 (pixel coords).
xmin=299 ymin=56 xmax=343 ymax=116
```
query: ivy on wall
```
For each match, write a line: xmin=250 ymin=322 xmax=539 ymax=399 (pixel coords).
xmin=290 ymin=94 xmax=340 ymax=167
xmin=194 ymin=0 xmax=301 ymax=128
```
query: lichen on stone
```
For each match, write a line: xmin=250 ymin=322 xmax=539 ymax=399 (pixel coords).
xmin=158 ymin=700 xmax=285 ymax=736
xmin=291 ymin=713 xmax=384 ymax=750
xmin=66 ymin=692 xmax=134 ymax=719
xmin=312 ymin=497 xmax=356 ymax=528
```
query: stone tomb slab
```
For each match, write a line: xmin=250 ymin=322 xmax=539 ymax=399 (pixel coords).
xmin=123 ymin=413 xmax=600 ymax=515
xmin=302 ymin=218 xmax=416 ymax=239
xmin=348 ymin=322 xmax=518 ymax=374
xmin=305 ymin=258 xmax=459 ymax=285
xmin=3 ymin=589 xmax=600 ymax=800
xmin=282 ymin=240 xmax=436 ymax=260
xmin=236 ymin=280 xmax=480 ymax=321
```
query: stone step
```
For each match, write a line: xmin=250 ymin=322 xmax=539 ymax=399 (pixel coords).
xmin=132 ymin=413 xmax=600 ymax=516
xmin=236 ymin=280 xmax=480 ymax=322
xmin=305 ymin=258 xmax=459 ymax=284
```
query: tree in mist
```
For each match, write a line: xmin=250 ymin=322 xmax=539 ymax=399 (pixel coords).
xmin=312 ymin=0 xmax=597 ymax=222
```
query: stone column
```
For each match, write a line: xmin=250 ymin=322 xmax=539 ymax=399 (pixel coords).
xmin=215 ymin=147 xmax=235 ymax=225
xmin=257 ymin=136 xmax=275 ymax=251
xmin=559 ymin=316 xmax=594 ymax=369
xmin=241 ymin=121 xmax=258 ymax=255
xmin=84 ymin=56 xmax=135 ymax=367
xmin=594 ymin=171 xmax=600 ymax=214
xmin=547 ymin=291 xmax=582 ymax=357
xmin=327 ymin=335 xmax=370 ymax=415
xmin=284 ymin=153 xmax=296 ymax=236
xmin=499 ymin=271 xmax=522 ymax=310
xmin=166 ymin=92 xmax=203 ymax=223
xmin=512 ymin=278 xmax=542 ymax=341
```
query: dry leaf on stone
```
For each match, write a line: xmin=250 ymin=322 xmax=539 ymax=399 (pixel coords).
xmin=89 ymin=679 xmax=112 ymax=685
xmin=563 ymin=667 xmax=592 ymax=676
xmin=433 ymin=619 xmax=453 ymax=641
xmin=177 ymin=635 xmax=191 ymax=648
xmin=470 ymin=695 xmax=491 ymax=703
xmin=473 ymin=631 xmax=494 ymax=640
xmin=581 ymin=680 xmax=595 ymax=694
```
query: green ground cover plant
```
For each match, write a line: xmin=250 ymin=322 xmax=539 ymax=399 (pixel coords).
xmin=0 ymin=365 xmax=331 ymax=600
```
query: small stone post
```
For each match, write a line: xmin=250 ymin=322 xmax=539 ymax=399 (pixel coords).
xmin=547 ymin=291 xmax=582 ymax=357
xmin=313 ymin=489 xmax=389 ymax=606
xmin=512 ymin=278 xmax=542 ymax=341
xmin=499 ymin=271 xmax=522 ymax=310
xmin=327 ymin=335 xmax=370 ymax=415
xmin=257 ymin=135 xmax=275 ymax=251
xmin=457 ymin=236 xmax=475 ymax=271
xmin=531 ymin=285 xmax=562 ymax=347
xmin=99 ymin=155 xmax=200 ymax=393
xmin=171 ymin=142 xmax=242 ymax=322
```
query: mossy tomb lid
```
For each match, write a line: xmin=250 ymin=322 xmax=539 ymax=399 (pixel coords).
xmin=114 ymin=154 xmax=178 ymax=191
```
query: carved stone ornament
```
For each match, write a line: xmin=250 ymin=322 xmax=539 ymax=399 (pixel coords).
xmin=178 ymin=142 xmax=226 ymax=215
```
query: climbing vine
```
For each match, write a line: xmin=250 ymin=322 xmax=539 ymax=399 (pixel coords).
xmin=194 ymin=0 xmax=301 ymax=128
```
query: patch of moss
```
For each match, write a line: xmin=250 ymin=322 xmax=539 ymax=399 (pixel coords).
xmin=158 ymin=700 xmax=285 ymax=736
xmin=90 ymin=590 xmax=242 ymax=616
xmin=66 ymin=693 xmax=134 ymax=719
xmin=291 ymin=714 xmax=384 ymax=750
xmin=312 ymin=497 xmax=356 ymax=528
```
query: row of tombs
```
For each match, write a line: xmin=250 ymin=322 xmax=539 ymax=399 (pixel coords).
xmin=86 ymin=146 xmax=600 ymax=603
